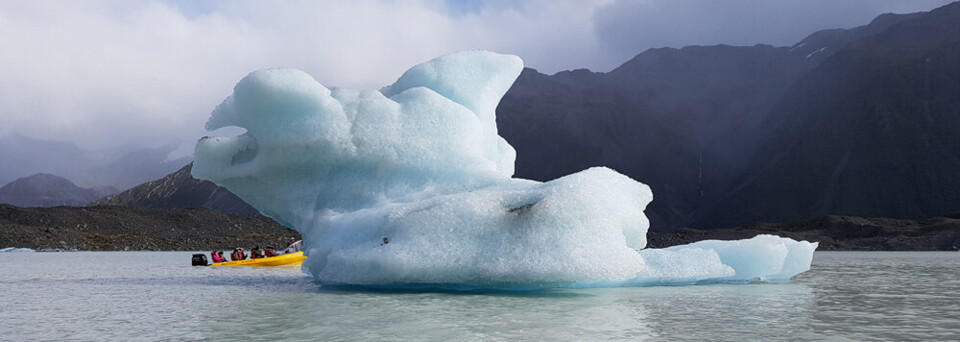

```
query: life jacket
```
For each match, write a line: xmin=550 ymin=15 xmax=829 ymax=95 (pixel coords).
xmin=250 ymin=249 xmax=261 ymax=259
xmin=211 ymin=251 xmax=222 ymax=263
xmin=265 ymin=248 xmax=277 ymax=257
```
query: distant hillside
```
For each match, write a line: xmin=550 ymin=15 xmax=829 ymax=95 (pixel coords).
xmin=0 ymin=174 xmax=117 ymax=207
xmin=0 ymin=134 xmax=88 ymax=188
xmin=0 ymin=133 xmax=190 ymax=190
xmin=497 ymin=3 xmax=959 ymax=230
xmin=694 ymin=2 xmax=960 ymax=228
xmin=0 ymin=204 xmax=296 ymax=251
xmin=94 ymin=163 xmax=258 ymax=215
xmin=2 ymin=203 xmax=955 ymax=251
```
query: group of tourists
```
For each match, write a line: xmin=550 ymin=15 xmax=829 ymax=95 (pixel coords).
xmin=209 ymin=238 xmax=303 ymax=263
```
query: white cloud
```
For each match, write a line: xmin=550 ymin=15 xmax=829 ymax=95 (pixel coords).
xmin=0 ymin=1 xmax=269 ymax=149
xmin=0 ymin=0 xmax=612 ymax=150
xmin=0 ymin=0 xmax=952 ymax=152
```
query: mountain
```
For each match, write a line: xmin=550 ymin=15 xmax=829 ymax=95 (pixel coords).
xmin=0 ymin=134 xmax=92 ymax=188
xmin=496 ymin=4 xmax=957 ymax=230
xmin=0 ymin=174 xmax=117 ymax=207
xmin=693 ymin=2 xmax=960 ymax=228
xmin=93 ymin=163 xmax=258 ymax=215
xmin=0 ymin=133 xmax=190 ymax=190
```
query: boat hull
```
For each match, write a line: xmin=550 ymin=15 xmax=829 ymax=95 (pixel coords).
xmin=211 ymin=251 xmax=306 ymax=267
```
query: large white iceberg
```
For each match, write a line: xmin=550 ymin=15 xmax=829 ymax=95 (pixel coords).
xmin=193 ymin=51 xmax=816 ymax=289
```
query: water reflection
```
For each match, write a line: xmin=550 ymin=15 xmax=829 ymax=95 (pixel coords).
xmin=202 ymin=284 xmax=658 ymax=341
xmin=584 ymin=284 xmax=811 ymax=341
xmin=200 ymin=277 xmax=819 ymax=341
xmin=4 ymin=252 xmax=960 ymax=341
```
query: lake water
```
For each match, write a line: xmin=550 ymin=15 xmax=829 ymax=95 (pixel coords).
xmin=1 ymin=251 xmax=959 ymax=341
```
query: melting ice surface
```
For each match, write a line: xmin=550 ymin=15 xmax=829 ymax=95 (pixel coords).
xmin=0 ymin=247 xmax=35 ymax=253
xmin=193 ymin=51 xmax=817 ymax=289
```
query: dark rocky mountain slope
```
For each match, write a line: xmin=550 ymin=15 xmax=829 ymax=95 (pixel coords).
xmin=94 ymin=163 xmax=257 ymax=215
xmin=497 ymin=3 xmax=958 ymax=230
xmin=0 ymin=174 xmax=117 ymax=207
xmin=694 ymin=2 xmax=960 ymax=228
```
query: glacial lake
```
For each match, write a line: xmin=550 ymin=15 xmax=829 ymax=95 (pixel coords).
xmin=1 ymin=251 xmax=958 ymax=341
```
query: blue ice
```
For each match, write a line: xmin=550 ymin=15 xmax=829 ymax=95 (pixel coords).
xmin=192 ymin=51 xmax=817 ymax=289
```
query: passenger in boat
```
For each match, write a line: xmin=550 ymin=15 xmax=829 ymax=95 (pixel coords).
xmin=210 ymin=250 xmax=225 ymax=263
xmin=250 ymin=246 xmax=265 ymax=259
xmin=217 ymin=251 xmax=227 ymax=262
xmin=284 ymin=238 xmax=303 ymax=254
xmin=264 ymin=247 xmax=278 ymax=257
xmin=231 ymin=248 xmax=246 ymax=261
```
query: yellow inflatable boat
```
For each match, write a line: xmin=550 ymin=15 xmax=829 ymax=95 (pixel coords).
xmin=211 ymin=251 xmax=306 ymax=267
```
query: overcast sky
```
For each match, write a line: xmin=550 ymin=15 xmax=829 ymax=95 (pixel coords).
xmin=0 ymin=0 xmax=953 ymax=153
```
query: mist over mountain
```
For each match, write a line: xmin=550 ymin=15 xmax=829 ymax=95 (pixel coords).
xmin=5 ymin=3 xmax=956 ymax=233
xmin=0 ymin=134 xmax=91 ymax=186
xmin=0 ymin=133 xmax=190 ymax=190
xmin=0 ymin=173 xmax=117 ymax=207
xmin=497 ymin=3 xmax=960 ymax=231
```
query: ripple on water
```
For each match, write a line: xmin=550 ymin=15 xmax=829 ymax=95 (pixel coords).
xmin=1 ymin=251 xmax=959 ymax=341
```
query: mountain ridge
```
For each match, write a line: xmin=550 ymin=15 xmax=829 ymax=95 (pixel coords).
xmin=93 ymin=163 xmax=257 ymax=215
xmin=692 ymin=2 xmax=960 ymax=228
xmin=0 ymin=133 xmax=190 ymax=190
xmin=0 ymin=173 xmax=117 ymax=207
xmin=497 ymin=3 xmax=958 ymax=230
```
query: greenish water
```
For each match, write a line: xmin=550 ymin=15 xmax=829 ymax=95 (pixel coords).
xmin=1 ymin=251 xmax=958 ymax=341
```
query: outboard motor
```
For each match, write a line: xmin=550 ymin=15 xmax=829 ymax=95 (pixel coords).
xmin=192 ymin=253 xmax=209 ymax=266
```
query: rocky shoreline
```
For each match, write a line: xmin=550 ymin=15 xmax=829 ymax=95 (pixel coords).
xmin=3 ymin=204 xmax=959 ymax=251
xmin=0 ymin=204 xmax=299 ymax=251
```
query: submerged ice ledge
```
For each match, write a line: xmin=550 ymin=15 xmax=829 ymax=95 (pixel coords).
xmin=193 ymin=50 xmax=817 ymax=289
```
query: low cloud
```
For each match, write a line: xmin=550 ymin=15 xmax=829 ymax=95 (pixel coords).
xmin=0 ymin=0 xmax=952 ymax=152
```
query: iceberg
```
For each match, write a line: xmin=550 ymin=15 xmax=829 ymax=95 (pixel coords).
xmin=0 ymin=247 xmax=35 ymax=253
xmin=193 ymin=51 xmax=817 ymax=289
